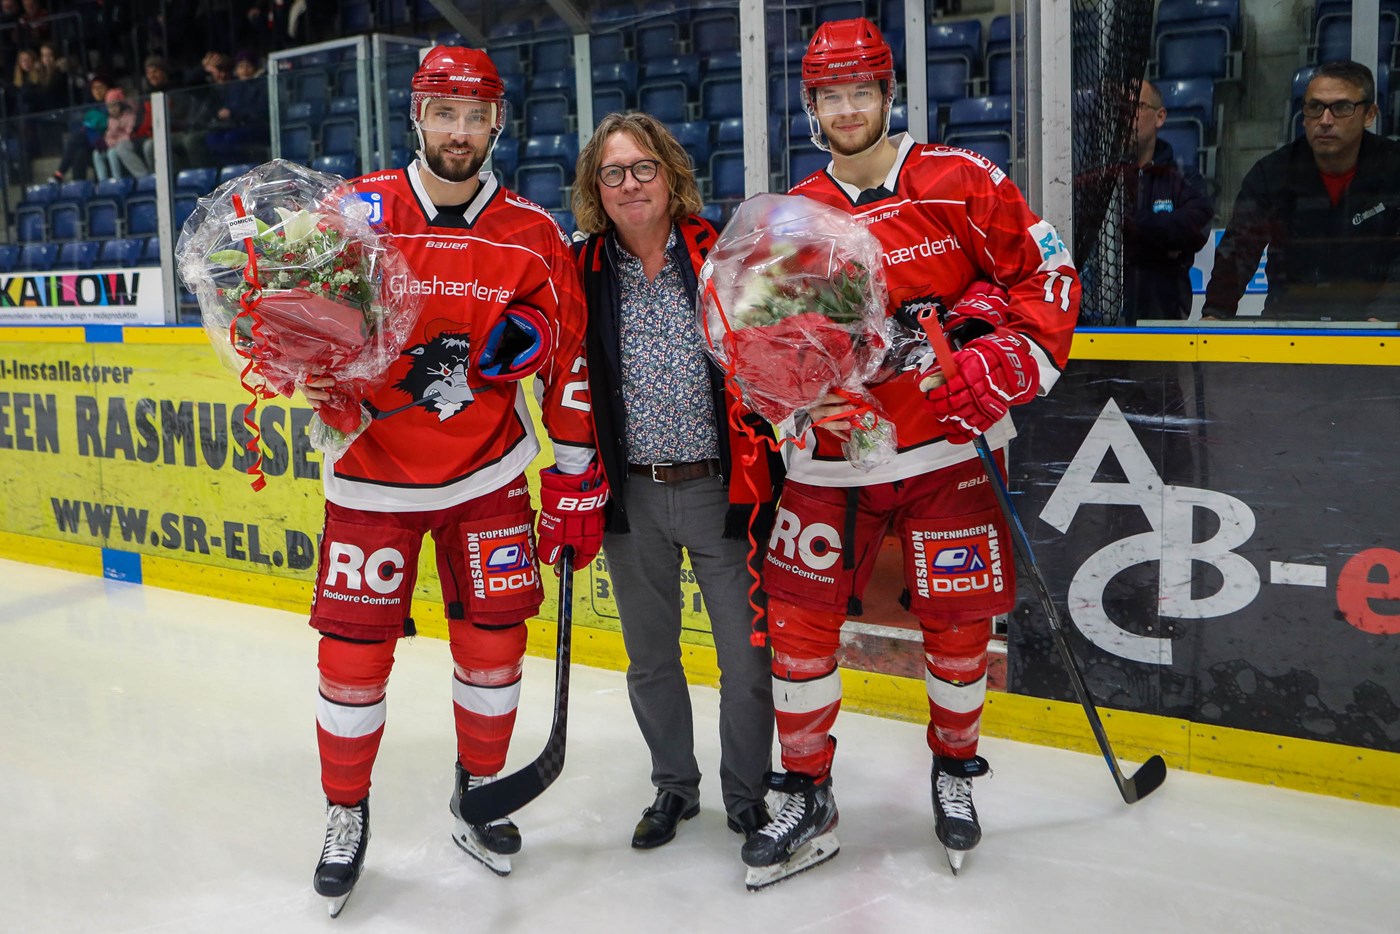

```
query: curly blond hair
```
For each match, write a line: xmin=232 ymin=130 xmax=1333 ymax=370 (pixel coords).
xmin=572 ymin=112 xmax=703 ymax=235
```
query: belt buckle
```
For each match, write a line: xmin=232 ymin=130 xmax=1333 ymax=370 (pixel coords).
xmin=650 ymin=462 xmax=673 ymax=483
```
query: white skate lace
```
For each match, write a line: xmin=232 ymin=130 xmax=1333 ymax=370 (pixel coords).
xmin=466 ymin=773 xmax=513 ymax=831
xmin=936 ymin=773 xmax=976 ymax=822
xmin=758 ymin=790 xmax=811 ymax=841
xmin=321 ymin=805 xmax=363 ymax=866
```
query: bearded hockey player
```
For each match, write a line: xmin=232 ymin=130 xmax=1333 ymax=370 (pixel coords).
xmin=299 ymin=46 xmax=605 ymax=915
xmin=741 ymin=18 xmax=1079 ymax=887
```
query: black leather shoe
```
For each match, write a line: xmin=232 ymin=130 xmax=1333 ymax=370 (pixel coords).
xmin=726 ymin=802 xmax=771 ymax=839
xmin=631 ymin=790 xmax=700 ymax=849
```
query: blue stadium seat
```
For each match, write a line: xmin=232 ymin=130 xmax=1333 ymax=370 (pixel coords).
xmin=523 ymin=134 xmax=579 ymax=167
xmin=788 ymin=147 xmax=828 ymax=184
xmin=281 ymin=124 xmax=315 ymax=163
xmin=487 ymin=42 xmax=528 ymax=77
xmin=709 ymin=149 xmax=745 ymax=199
xmin=888 ymin=103 xmax=909 ymax=134
xmin=58 ymin=179 xmax=95 ymax=203
xmin=928 ymin=57 xmax=972 ymax=103
xmin=949 ymin=135 xmax=1012 ymax=172
xmin=491 ymin=137 xmax=518 ymax=185
xmin=927 ymin=21 xmax=982 ymax=70
xmin=525 ymin=95 xmax=572 ymax=136
xmin=98 ymin=237 xmax=145 ymax=268
xmin=19 ymin=243 xmax=59 ymax=271
xmin=1159 ymin=117 xmax=1203 ymax=170
xmin=703 ymin=77 xmax=745 ymax=120
xmin=283 ymin=100 xmax=325 ymax=125
xmin=768 ymin=73 xmax=806 ymax=115
xmin=698 ymin=202 xmax=724 ymax=226
xmin=175 ymin=167 xmax=218 ymax=194
xmin=49 ymin=201 xmax=83 ymax=241
xmin=1158 ymin=77 xmax=1217 ymax=132
xmin=670 ymin=120 xmax=713 ymax=170
xmin=594 ymin=87 xmax=628 ymax=119
xmin=320 ymin=117 xmax=359 ymax=157
xmin=635 ymin=20 xmax=683 ymax=61
xmin=705 ymin=50 xmax=742 ymax=78
xmin=946 ymin=95 xmax=1014 ymax=129
xmin=528 ymin=69 xmax=575 ymax=95
xmin=21 ymin=181 xmax=60 ymax=205
xmin=532 ymin=35 xmax=572 ymax=73
xmin=312 ymin=153 xmax=359 ymax=178
xmin=516 ymin=163 xmax=567 ymax=208
xmin=0 ymin=244 xmax=19 ymax=272
xmin=550 ymin=209 xmax=575 ymax=236
xmin=328 ymin=95 xmax=360 ymax=116
xmin=1314 ymin=12 xmax=1398 ymax=65
xmin=15 ymin=204 xmax=46 ymax=242
xmin=174 ymin=195 xmax=199 ymax=232
xmin=591 ymin=29 xmax=629 ymax=65
xmin=218 ymin=163 xmax=256 ymax=184
xmin=85 ymin=177 xmax=133 ymax=239
xmin=593 ymin=62 xmax=639 ymax=99
xmin=1157 ymin=0 xmax=1241 ymax=40
xmin=691 ymin=10 xmax=739 ymax=56
xmin=817 ymin=1 xmax=867 ymax=27
xmin=642 ymin=55 xmax=702 ymax=94
xmin=142 ymin=236 xmax=161 ymax=265
xmin=766 ymin=8 xmax=804 ymax=50
xmin=944 ymin=96 xmax=1014 ymax=170
xmin=289 ymin=67 xmax=332 ymax=107
xmin=126 ymin=197 xmax=159 ymax=237
xmin=638 ymin=84 xmax=689 ymax=123
xmin=341 ymin=0 xmax=372 ymax=34
xmin=1156 ymin=25 xmax=1234 ymax=79
xmin=57 ymin=240 xmax=99 ymax=270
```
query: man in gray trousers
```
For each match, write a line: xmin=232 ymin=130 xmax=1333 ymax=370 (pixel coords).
xmin=572 ymin=112 xmax=782 ymax=850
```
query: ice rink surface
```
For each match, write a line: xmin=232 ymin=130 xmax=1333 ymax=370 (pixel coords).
xmin=3 ymin=558 xmax=1397 ymax=933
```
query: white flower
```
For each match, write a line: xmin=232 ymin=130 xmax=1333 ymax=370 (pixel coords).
xmin=272 ymin=207 xmax=325 ymax=245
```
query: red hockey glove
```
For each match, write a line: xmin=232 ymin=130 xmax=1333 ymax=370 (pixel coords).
xmin=921 ymin=329 xmax=1040 ymax=444
xmin=536 ymin=460 xmax=609 ymax=570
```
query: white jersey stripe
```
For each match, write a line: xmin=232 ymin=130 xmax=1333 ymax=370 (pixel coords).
xmin=452 ymin=676 xmax=523 ymax=718
xmin=317 ymin=694 xmax=387 ymax=739
xmin=773 ymin=669 xmax=843 ymax=715
xmin=925 ymin=669 xmax=988 ymax=715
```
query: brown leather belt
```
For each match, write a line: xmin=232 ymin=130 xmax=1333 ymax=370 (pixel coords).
xmin=628 ymin=459 xmax=722 ymax=484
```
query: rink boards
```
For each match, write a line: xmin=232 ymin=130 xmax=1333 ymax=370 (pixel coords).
xmin=0 ymin=323 xmax=1397 ymax=806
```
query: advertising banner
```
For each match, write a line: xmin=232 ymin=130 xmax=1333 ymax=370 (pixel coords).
xmin=1007 ymin=359 xmax=1400 ymax=752
xmin=0 ymin=266 xmax=166 ymax=326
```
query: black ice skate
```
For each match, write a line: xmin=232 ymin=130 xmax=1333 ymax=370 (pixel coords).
xmin=313 ymin=798 xmax=369 ymax=918
xmin=740 ymin=771 xmax=839 ymax=891
xmin=450 ymin=762 xmax=522 ymax=876
xmin=932 ymin=754 xmax=991 ymax=875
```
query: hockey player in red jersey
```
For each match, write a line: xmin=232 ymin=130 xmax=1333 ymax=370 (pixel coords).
xmin=740 ymin=19 xmax=1080 ymax=887
xmin=299 ymin=46 xmax=606 ymax=914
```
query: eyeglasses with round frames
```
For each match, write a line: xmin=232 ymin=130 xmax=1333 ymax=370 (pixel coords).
xmin=597 ymin=159 xmax=660 ymax=187
xmin=1301 ymin=98 xmax=1370 ymax=119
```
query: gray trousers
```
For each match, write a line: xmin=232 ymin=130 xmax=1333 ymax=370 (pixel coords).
xmin=602 ymin=474 xmax=775 ymax=817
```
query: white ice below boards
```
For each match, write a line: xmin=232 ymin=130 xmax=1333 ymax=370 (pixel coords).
xmin=1 ymin=558 xmax=1396 ymax=933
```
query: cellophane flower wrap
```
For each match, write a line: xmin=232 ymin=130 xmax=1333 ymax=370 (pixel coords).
xmin=697 ymin=194 xmax=895 ymax=470
xmin=176 ymin=159 xmax=422 ymax=466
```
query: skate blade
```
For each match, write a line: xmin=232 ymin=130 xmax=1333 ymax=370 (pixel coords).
xmin=326 ymin=891 xmax=352 ymax=918
xmin=452 ymin=821 xmax=513 ymax=877
xmin=744 ymin=831 xmax=840 ymax=892
xmin=945 ymin=846 xmax=966 ymax=876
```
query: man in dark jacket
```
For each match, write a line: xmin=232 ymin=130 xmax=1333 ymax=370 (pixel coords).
xmin=1204 ymin=60 xmax=1400 ymax=322
xmin=1123 ymin=79 xmax=1212 ymax=323
xmin=572 ymin=112 xmax=782 ymax=856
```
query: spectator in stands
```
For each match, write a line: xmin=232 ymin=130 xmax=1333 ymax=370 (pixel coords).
xmin=16 ymin=0 xmax=46 ymax=48
xmin=103 ymin=86 xmax=151 ymax=179
xmin=34 ymin=39 xmax=65 ymax=107
xmin=571 ymin=111 xmax=780 ymax=852
xmin=1203 ymin=61 xmax=1400 ymax=322
xmin=53 ymin=73 xmax=110 ymax=182
xmin=9 ymin=45 xmax=55 ymax=113
xmin=206 ymin=50 xmax=268 ymax=162
xmin=1122 ymin=78 xmax=1212 ymax=323
xmin=136 ymin=54 xmax=207 ymax=171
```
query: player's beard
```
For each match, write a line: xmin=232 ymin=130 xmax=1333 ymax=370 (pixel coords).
xmin=825 ymin=111 xmax=886 ymax=158
xmin=424 ymin=137 xmax=487 ymax=183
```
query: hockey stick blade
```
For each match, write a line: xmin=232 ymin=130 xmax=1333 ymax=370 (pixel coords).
xmin=915 ymin=314 xmax=1165 ymax=804
xmin=457 ymin=548 xmax=575 ymax=825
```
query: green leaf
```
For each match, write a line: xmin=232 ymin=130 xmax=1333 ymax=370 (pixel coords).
xmin=209 ymin=249 xmax=249 ymax=268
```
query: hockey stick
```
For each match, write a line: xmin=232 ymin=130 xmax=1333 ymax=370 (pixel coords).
xmin=915 ymin=315 xmax=1166 ymax=804
xmin=456 ymin=547 xmax=575 ymax=824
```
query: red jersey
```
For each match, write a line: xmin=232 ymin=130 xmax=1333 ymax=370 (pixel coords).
xmin=326 ymin=164 xmax=593 ymax=511
xmin=787 ymin=134 xmax=1080 ymax=486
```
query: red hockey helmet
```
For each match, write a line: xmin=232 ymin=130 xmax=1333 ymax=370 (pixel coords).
xmin=801 ymin=18 xmax=896 ymax=96
xmin=410 ymin=46 xmax=507 ymax=133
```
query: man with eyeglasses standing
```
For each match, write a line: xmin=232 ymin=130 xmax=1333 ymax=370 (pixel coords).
xmin=298 ymin=46 xmax=605 ymax=914
xmin=1204 ymin=60 xmax=1400 ymax=321
xmin=1123 ymin=78 xmax=1212 ymax=323
xmin=571 ymin=112 xmax=783 ymax=856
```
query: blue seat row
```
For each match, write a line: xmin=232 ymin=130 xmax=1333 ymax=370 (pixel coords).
xmin=0 ymin=236 xmax=158 ymax=273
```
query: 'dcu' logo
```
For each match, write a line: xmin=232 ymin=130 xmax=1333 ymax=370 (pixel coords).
xmin=486 ymin=544 xmax=530 ymax=573
xmin=931 ymin=546 xmax=986 ymax=575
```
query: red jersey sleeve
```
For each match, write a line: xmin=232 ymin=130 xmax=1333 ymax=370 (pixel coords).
xmin=524 ymin=219 xmax=595 ymax=456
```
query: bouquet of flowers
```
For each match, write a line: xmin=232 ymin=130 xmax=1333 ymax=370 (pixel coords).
xmin=697 ymin=194 xmax=895 ymax=470
xmin=176 ymin=160 xmax=422 ymax=476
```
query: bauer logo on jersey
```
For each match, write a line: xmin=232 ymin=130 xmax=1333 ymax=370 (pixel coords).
xmin=355 ymin=191 xmax=384 ymax=227
xmin=909 ymin=525 xmax=1005 ymax=599
xmin=465 ymin=523 xmax=536 ymax=600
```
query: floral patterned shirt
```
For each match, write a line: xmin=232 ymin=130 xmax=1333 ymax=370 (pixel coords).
xmin=611 ymin=229 xmax=720 ymax=464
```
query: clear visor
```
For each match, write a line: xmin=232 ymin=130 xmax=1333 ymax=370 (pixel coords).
xmin=416 ymin=97 xmax=500 ymax=134
xmin=808 ymin=81 xmax=885 ymax=117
